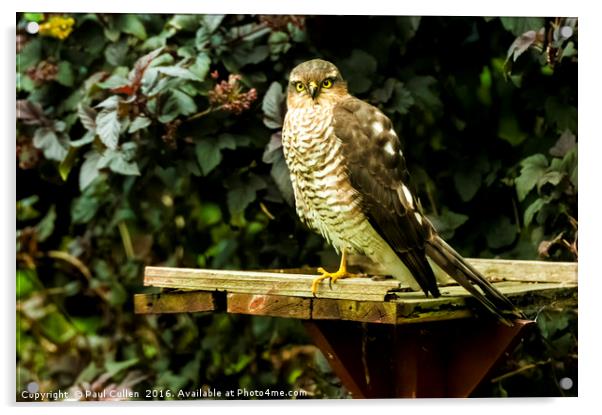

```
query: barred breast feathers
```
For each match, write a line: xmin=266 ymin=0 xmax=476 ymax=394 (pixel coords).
xmin=282 ymin=105 xmax=368 ymax=253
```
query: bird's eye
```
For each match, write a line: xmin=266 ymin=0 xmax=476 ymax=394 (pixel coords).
xmin=322 ymin=79 xmax=333 ymax=89
xmin=295 ymin=82 xmax=305 ymax=92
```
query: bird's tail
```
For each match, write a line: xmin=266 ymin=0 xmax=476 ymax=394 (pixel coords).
xmin=425 ymin=235 xmax=526 ymax=326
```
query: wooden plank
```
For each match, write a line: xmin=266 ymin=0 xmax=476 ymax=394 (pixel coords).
xmin=144 ymin=266 xmax=401 ymax=301
xmin=144 ymin=259 xmax=577 ymax=302
xmin=468 ymin=258 xmax=577 ymax=283
xmin=134 ymin=280 xmax=576 ymax=323
xmin=227 ymin=293 xmax=311 ymax=319
xmin=313 ymin=281 xmax=577 ymax=324
xmin=134 ymin=292 xmax=216 ymax=314
xmin=312 ymin=299 xmax=398 ymax=324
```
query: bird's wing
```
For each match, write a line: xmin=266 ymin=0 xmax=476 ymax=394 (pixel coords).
xmin=332 ymin=97 xmax=440 ymax=297
xmin=333 ymin=96 xmax=524 ymax=322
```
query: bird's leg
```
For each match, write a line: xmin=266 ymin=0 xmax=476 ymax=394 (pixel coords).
xmin=311 ymin=250 xmax=358 ymax=295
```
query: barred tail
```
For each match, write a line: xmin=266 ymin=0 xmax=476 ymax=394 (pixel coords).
xmin=425 ymin=235 xmax=525 ymax=326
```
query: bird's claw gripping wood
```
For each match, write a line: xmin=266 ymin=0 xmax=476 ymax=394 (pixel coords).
xmin=311 ymin=250 xmax=359 ymax=296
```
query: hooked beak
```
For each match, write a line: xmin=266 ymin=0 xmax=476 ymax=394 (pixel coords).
xmin=308 ymin=81 xmax=319 ymax=100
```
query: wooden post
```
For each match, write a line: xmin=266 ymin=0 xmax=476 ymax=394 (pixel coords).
xmin=304 ymin=318 xmax=534 ymax=398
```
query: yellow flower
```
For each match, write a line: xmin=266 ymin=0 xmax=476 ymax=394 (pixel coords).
xmin=38 ymin=16 xmax=75 ymax=40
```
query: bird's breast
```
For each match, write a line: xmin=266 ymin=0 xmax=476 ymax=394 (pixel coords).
xmin=281 ymin=105 xmax=366 ymax=251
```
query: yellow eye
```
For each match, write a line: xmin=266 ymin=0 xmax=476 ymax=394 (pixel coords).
xmin=295 ymin=82 xmax=305 ymax=92
xmin=322 ymin=79 xmax=333 ymax=89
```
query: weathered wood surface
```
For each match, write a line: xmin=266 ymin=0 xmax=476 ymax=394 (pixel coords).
xmin=134 ymin=291 xmax=216 ymax=314
xmin=144 ymin=266 xmax=401 ymax=301
xmin=227 ymin=293 xmax=312 ymax=319
xmin=135 ymin=279 xmax=577 ymax=324
xmin=467 ymin=258 xmax=577 ymax=283
xmin=143 ymin=259 xmax=577 ymax=303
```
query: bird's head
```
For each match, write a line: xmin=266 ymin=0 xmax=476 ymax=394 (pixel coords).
xmin=287 ymin=59 xmax=348 ymax=108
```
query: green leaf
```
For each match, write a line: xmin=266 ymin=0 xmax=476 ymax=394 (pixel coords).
xmin=390 ymin=82 xmax=415 ymax=114
xmin=545 ymin=98 xmax=578 ymax=133
xmin=77 ymin=104 xmax=97 ymax=131
xmin=485 ymin=216 xmax=517 ymax=249
xmin=168 ymin=14 xmax=202 ymax=32
xmin=428 ymin=208 xmax=469 ymax=240
xmin=201 ymin=14 xmax=225 ymax=33
xmin=270 ymin=157 xmax=294 ymax=206
xmin=198 ymin=202 xmax=223 ymax=227
xmin=96 ymin=109 xmax=121 ymax=149
xmin=105 ymin=358 xmax=139 ymax=378
xmin=515 ymin=153 xmax=549 ymax=201
xmin=70 ymin=131 xmax=96 ymax=148
xmin=454 ymin=169 xmax=482 ymax=202
xmin=128 ymin=116 xmax=152 ymax=133
xmin=226 ymin=175 xmax=267 ymax=216
xmin=498 ymin=114 xmax=527 ymax=146
xmin=79 ymin=151 xmax=101 ymax=191
xmin=23 ymin=13 xmax=44 ymax=22
xmin=371 ymin=78 xmax=397 ymax=103
xmin=406 ymin=76 xmax=441 ymax=110
xmin=17 ymin=38 xmax=41 ymax=71
xmin=549 ymin=130 xmax=577 ymax=158
xmin=97 ymin=74 xmax=130 ymax=90
xmin=500 ymin=17 xmax=545 ymax=36
xmin=506 ymin=30 xmax=539 ymax=63
xmin=189 ymin=53 xmax=211 ymax=81
xmin=98 ymin=148 xmax=140 ymax=176
xmin=340 ymin=49 xmax=378 ymax=94
xmin=537 ymin=171 xmax=565 ymax=193
xmin=104 ymin=40 xmax=129 ymax=67
xmin=561 ymin=148 xmax=578 ymax=190
xmin=225 ymin=44 xmax=269 ymax=69
xmin=158 ymin=89 xmax=197 ymax=123
xmin=71 ymin=175 xmax=110 ymax=224
xmin=33 ymin=127 xmax=69 ymax=161
xmin=195 ymin=134 xmax=241 ymax=176
xmin=195 ymin=139 xmax=222 ymax=175
xmin=268 ymin=31 xmax=291 ymax=56
xmin=59 ymin=146 xmax=78 ymax=181
xmin=524 ymin=198 xmax=547 ymax=226
xmin=39 ymin=310 xmax=77 ymax=344
xmin=96 ymin=95 xmax=121 ymax=110
xmin=16 ymin=195 xmax=40 ymax=221
xmin=71 ymin=316 xmax=103 ymax=335
xmin=17 ymin=269 xmax=41 ymax=298
xmin=115 ymin=14 xmax=147 ymax=40
xmin=158 ymin=65 xmax=201 ymax=81
xmin=262 ymin=133 xmax=294 ymax=206
xmin=56 ymin=61 xmax=75 ymax=87
xmin=35 ymin=205 xmax=56 ymax=242
xmin=262 ymin=82 xmax=285 ymax=129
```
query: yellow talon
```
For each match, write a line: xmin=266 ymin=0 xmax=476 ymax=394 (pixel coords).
xmin=311 ymin=250 xmax=357 ymax=296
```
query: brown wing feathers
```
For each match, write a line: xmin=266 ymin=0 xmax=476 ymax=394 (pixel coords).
xmin=333 ymin=97 xmax=524 ymax=322
xmin=333 ymin=98 xmax=440 ymax=298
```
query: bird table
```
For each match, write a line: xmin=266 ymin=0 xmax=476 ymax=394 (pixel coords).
xmin=133 ymin=258 xmax=577 ymax=399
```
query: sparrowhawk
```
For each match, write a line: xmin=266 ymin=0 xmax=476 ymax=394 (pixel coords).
xmin=281 ymin=58 xmax=523 ymax=324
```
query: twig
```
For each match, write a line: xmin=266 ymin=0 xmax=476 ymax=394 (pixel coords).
xmin=187 ymin=106 xmax=218 ymax=122
xmin=259 ymin=202 xmax=275 ymax=220
xmin=118 ymin=220 xmax=135 ymax=260
xmin=45 ymin=250 xmax=93 ymax=282
xmin=490 ymin=358 xmax=552 ymax=383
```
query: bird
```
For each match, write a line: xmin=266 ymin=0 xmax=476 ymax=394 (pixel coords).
xmin=280 ymin=58 xmax=524 ymax=325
